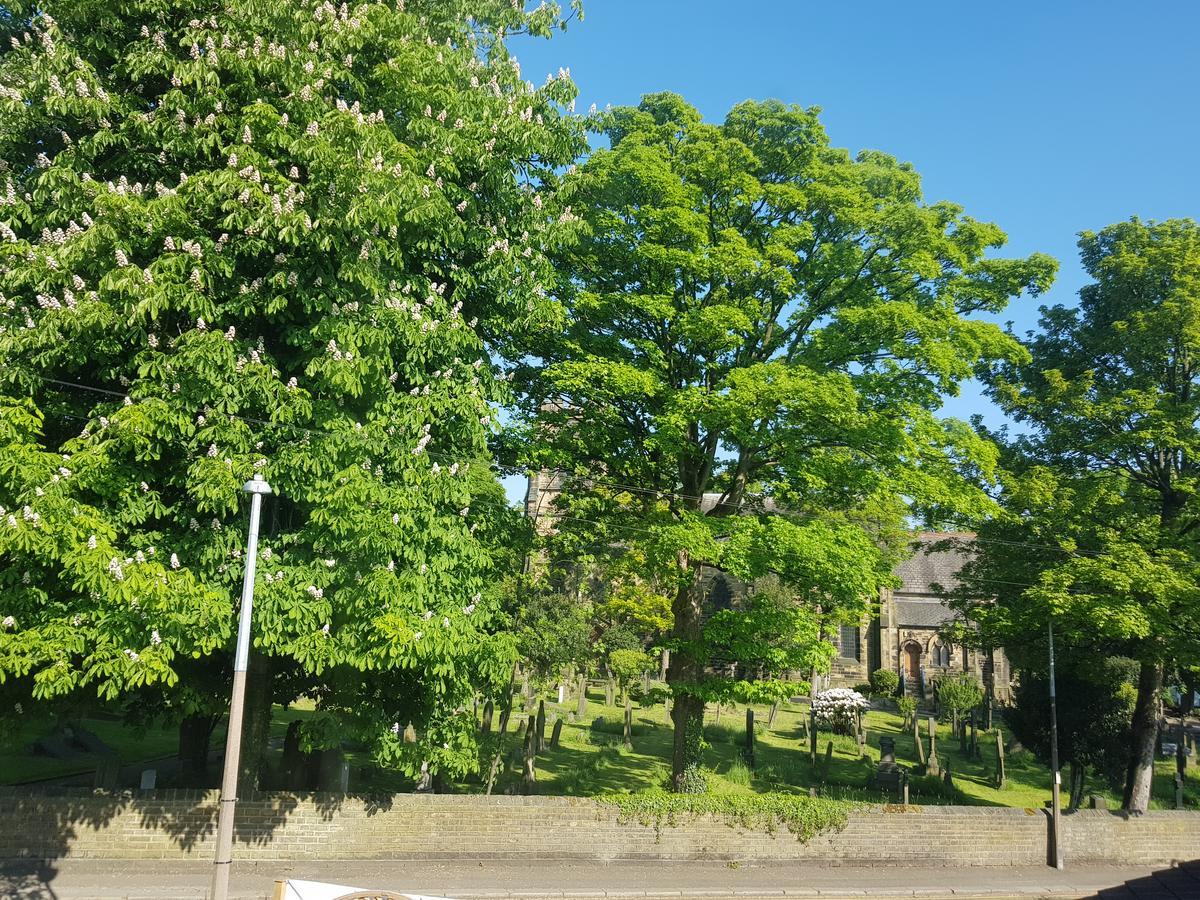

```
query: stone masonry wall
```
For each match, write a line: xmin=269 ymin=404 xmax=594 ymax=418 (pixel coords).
xmin=0 ymin=789 xmax=1196 ymax=867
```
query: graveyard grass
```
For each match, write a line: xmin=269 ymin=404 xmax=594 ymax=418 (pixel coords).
xmin=3 ymin=691 xmax=1195 ymax=812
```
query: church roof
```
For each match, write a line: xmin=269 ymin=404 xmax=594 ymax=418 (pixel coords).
xmin=895 ymin=599 xmax=954 ymax=628
xmin=893 ymin=531 xmax=974 ymax=598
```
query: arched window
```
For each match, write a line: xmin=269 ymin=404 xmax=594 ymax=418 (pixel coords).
xmin=934 ymin=643 xmax=951 ymax=667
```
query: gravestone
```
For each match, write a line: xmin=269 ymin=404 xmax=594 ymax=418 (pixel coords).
xmin=1089 ymin=795 xmax=1107 ymax=810
xmin=497 ymin=706 xmax=511 ymax=735
xmin=549 ymin=717 xmax=563 ymax=749
xmin=970 ymin=716 xmax=980 ymax=761
xmin=535 ymin=700 xmax=547 ymax=753
xmin=281 ymin=720 xmax=304 ymax=789
xmin=823 ymin=740 xmax=833 ymax=780
xmin=744 ymin=708 xmax=756 ymax=767
xmin=139 ymin=768 xmax=157 ymax=790
xmin=768 ymin=700 xmax=780 ymax=729
xmin=1176 ymin=773 xmax=1185 ymax=810
xmin=868 ymin=736 xmax=906 ymax=799
xmin=93 ymin=757 xmax=120 ymax=791
xmin=926 ymin=717 xmax=940 ymax=777
xmin=481 ymin=700 xmax=494 ymax=735
xmin=809 ymin=708 xmax=818 ymax=764
xmin=402 ymin=722 xmax=417 ymax=744
xmin=995 ymin=731 xmax=1006 ymax=788
xmin=914 ymin=713 xmax=926 ymax=766
xmin=521 ymin=725 xmax=537 ymax=794
xmin=557 ymin=684 xmax=567 ymax=704
xmin=415 ymin=761 xmax=433 ymax=792
xmin=943 ymin=766 xmax=953 ymax=789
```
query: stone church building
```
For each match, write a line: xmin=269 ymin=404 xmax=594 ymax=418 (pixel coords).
xmin=524 ymin=473 xmax=1009 ymax=699
xmin=824 ymin=531 xmax=1012 ymax=700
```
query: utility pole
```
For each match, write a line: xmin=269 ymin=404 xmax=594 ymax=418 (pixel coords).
xmin=1048 ymin=619 xmax=1064 ymax=870
xmin=211 ymin=474 xmax=272 ymax=900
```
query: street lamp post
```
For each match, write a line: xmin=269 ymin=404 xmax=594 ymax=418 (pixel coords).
xmin=1048 ymin=619 xmax=1064 ymax=870
xmin=211 ymin=474 xmax=272 ymax=900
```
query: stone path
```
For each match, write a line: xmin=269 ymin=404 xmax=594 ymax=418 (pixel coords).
xmin=2 ymin=859 xmax=1198 ymax=900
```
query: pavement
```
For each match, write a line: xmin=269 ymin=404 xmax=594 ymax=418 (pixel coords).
xmin=2 ymin=859 xmax=1199 ymax=900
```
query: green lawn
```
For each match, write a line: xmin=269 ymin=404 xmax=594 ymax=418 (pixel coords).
xmin=465 ymin=689 xmax=1197 ymax=810
xmin=0 ymin=711 xmax=185 ymax=784
xmin=5 ymin=690 xmax=1196 ymax=811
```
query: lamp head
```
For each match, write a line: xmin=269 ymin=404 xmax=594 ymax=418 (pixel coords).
xmin=242 ymin=473 xmax=273 ymax=495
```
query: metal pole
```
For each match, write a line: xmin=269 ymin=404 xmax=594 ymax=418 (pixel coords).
xmin=1048 ymin=619 xmax=1064 ymax=870
xmin=211 ymin=474 xmax=272 ymax=900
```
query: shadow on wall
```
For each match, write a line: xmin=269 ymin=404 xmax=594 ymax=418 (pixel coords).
xmin=0 ymin=788 xmax=394 ymax=900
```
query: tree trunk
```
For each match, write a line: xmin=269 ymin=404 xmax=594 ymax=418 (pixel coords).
xmin=481 ymin=700 xmax=494 ymax=735
xmin=177 ymin=713 xmax=216 ymax=787
xmin=667 ymin=550 xmax=706 ymax=793
xmin=236 ymin=651 xmax=274 ymax=794
xmin=521 ymin=724 xmax=537 ymax=794
xmin=1122 ymin=661 xmax=1162 ymax=814
xmin=1068 ymin=760 xmax=1086 ymax=811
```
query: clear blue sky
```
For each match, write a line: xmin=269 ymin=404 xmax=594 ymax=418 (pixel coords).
xmin=503 ymin=0 xmax=1200 ymax=502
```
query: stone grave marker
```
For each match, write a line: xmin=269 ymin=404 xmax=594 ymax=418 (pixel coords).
xmin=481 ymin=700 xmax=494 ymax=735
xmin=549 ymin=717 xmax=563 ymax=749
xmin=995 ymin=731 xmax=1006 ymax=788
xmin=926 ymin=717 xmax=940 ymax=777
xmin=139 ymin=768 xmax=156 ymax=790
xmin=93 ymin=757 xmax=120 ymax=791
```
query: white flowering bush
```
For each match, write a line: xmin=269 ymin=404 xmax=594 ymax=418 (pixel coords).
xmin=812 ymin=688 xmax=870 ymax=735
xmin=0 ymin=0 xmax=584 ymax=783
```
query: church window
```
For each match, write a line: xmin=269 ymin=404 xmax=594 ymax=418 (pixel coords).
xmin=838 ymin=625 xmax=861 ymax=661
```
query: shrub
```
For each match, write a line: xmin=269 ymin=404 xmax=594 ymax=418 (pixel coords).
xmin=898 ymin=696 xmax=918 ymax=723
xmin=853 ymin=682 xmax=874 ymax=697
xmin=935 ymin=673 xmax=984 ymax=720
xmin=811 ymin=688 xmax=870 ymax=736
xmin=869 ymin=669 xmax=900 ymax=697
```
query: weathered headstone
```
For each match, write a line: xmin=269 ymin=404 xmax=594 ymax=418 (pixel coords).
xmin=415 ymin=760 xmax=433 ymax=792
xmin=943 ymin=766 xmax=953 ymax=790
xmin=549 ymin=717 xmax=563 ymax=750
xmin=521 ymin=724 xmax=537 ymax=794
xmin=1176 ymin=773 xmax=1185 ymax=810
xmin=901 ymin=771 xmax=910 ymax=805
xmin=745 ymin=708 xmax=756 ymax=767
xmin=995 ymin=731 xmax=1006 ymax=788
xmin=481 ymin=700 xmax=494 ymax=735
xmin=926 ymin=717 xmax=940 ymax=777
xmin=93 ymin=757 xmax=120 ymax=791
xmin=970 ymin=715 xmax=980 ymax=761
xmin=557 ymin=683 xmax=567 ymax=704
xmin=869 ymin=736 xmax=906 ymax=800
xmin=768 ymin=700 xmax=780 ymax=729
xmin=139 ymin=768 xmax=156 ymax=790
xmin=403 ymin=722 xmax=417 ymax=744
xmin=535 ymin=700 xmax=547 ymax=753
xmin=857 ymin=728 xmax=867 ymax=759
xmin=605 ymin=674 xmax=615 ymax=707
xmin=914 ymin=713 xmax=926 ymax=766
xmin=497 ymin=706 xmax=511 ymax=735
xmin=577 ymin=674 xmax=588 ymax=719
xmin=809 ymin=708 xmax=818 ymax=764
xmin=1088 ymin=795 xmax=1107 ymax=810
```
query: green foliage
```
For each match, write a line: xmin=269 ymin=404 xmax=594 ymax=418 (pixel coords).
xmin=511 ymin=586 xmax=593 ymax=685
xmin=934 ymin=673 xmax=984 ymax=720
xmin=722 ymin=757 xmax=752 ymax=786
xmin=870 ymin=669 xmax=900 ymax=697
xmin=0 ymin=0 xmax=584 ymax=779
xmin=965 ymin=218 xmax=1200 ymax=811
xmin=898 ymin=696 xmax=917 ymax=721
xmin=608 ymin=648 xmax=653 ymax=687
xmin=1008 ymin=656 xmax=1137 ymax=788
xmin=515 ymin=91 xmax=1052 ymax=788
xmin=599 ymin=789 xmax=855 ymax=843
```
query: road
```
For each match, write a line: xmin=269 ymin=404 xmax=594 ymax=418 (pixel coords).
xmin=2 ymin=859 xmax=1198 ymax=900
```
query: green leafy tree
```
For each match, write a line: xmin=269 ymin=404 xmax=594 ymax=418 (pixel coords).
xmin=515 ymin=93 xmax=1054 ymax=791
xmin=608 ymin=647 xmax=652 ymax=749
xmin=973 ymin=218 xmax=1200 ymax=812
xmin=934 ymin=672 xmax=983 ymax=721
xmin=0 ymin=0 xmax=584 ymax=785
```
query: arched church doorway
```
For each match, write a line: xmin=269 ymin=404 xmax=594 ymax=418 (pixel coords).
xmin=904 ymin=641 xmax=922 ymax=681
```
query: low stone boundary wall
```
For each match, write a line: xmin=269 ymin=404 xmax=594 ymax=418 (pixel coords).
xmin=0 ymin=789 xmax=1196 ymax=867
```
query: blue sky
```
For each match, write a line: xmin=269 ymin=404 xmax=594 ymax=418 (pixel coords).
xmin=502 ymin=0 xmax=1200 ymax=502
